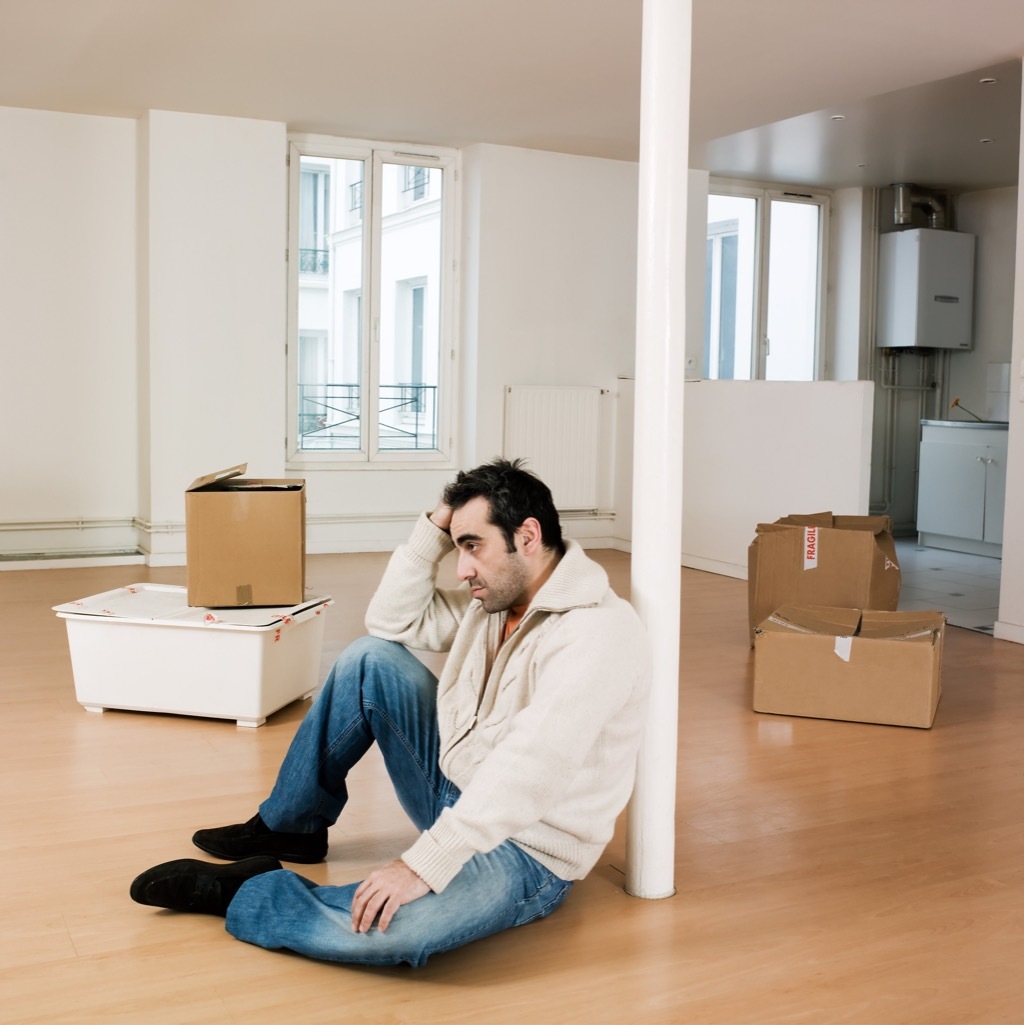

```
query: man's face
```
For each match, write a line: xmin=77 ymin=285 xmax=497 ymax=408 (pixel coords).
xmin=450 ymin=496 xmax=530 ymax=613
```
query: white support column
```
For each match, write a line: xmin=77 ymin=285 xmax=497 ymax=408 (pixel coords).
xmin=626 ymin=0 xmax=692 ymax=900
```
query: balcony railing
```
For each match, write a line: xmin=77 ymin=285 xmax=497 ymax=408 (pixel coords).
xmin=298 ymin=383 xmax=438 ymax=451
xmin=299 ymin=248 xmax=329 ymax=274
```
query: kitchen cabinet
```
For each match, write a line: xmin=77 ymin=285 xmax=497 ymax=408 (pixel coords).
xmin=916 ymin=420 xmax=1007 ymax=556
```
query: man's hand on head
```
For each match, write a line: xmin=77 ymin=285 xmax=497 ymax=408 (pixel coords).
xmin=429 ymin=499 xmax=453 ymax=535
xmin=351 ymin=859 xmax=431 ymax=933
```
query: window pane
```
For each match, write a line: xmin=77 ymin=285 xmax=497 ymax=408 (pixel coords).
xmin=765 ymin=200 xmax=820 ymax=381
xmin=378 ymin=162 xmax=442 ymax=451
xmin=705 ymin=194 xmax=756 ymax=379
xmin=297 ymin=155 xmax=365 ymax=451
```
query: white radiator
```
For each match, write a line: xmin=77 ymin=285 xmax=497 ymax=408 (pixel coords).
xmin=502 ymin=385 xmax=602 ymax=511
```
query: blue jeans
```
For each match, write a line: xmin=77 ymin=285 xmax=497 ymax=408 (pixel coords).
xmin=225 ymin=636 xmax=573 ymax=966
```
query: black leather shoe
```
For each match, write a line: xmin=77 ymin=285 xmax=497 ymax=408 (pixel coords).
xmin=130 ymin=856 xmax=282 ymax=915
xmin=192 ymin=813 xmax=328 ymax=864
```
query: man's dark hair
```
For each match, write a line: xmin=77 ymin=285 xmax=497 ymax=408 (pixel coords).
xmin=443 ymin=457 xmax=566 ymax=556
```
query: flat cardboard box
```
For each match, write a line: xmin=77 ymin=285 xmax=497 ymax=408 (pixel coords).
xmin=747 ymin=512 xmax=901 ymax=641
xmin=753 ymin=604 xmax=945 ymax=728
xmin=54 ymin=584 xmax=331 ymax=727
xmin=186 ymin=463 xmax=306 ymax=607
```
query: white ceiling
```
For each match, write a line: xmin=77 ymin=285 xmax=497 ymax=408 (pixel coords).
xmin=1 ymin=0 xmax=1022 ymax=190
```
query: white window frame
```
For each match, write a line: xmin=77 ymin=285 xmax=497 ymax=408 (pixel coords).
xmin=708 ymin=177 xmax=830 ymax=381
xmin=286 ymin=134 xmax=460 ymax=470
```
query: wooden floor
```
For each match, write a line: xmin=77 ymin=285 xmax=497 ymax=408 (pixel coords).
xmin=4 ymin=552 xmax=1024 ymax=1025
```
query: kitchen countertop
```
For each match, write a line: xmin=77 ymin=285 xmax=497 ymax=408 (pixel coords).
xmin=920 ymin=419 xmax=1008 ymax=430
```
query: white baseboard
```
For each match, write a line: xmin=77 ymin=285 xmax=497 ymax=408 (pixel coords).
xmin=681 ymin=552 xmax=747 ymax=580
xmin=994 ymin=620 xmax=1024 ymax=646
xmin=0 ymin=553 xmax=146 ymax=572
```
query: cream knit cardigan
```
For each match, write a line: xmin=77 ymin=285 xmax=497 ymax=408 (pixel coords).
xmin=364 ymin=513 xmax=651 ymax=894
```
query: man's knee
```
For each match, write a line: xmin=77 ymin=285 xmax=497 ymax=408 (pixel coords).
xmin=338 ymin=634 xmax=399 ymax=663
xmin=327 ymin=636 xmax=435 ymax=701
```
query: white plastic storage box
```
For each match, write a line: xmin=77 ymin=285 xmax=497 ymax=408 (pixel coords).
xmin=54 ymin=584 xmax=331 ymax=727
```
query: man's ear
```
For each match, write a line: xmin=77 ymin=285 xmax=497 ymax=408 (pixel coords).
xmin=517 ymin=517 xmax=543 ymax=554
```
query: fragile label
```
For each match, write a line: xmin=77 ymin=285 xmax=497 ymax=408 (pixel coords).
xmin=803 ymin=526 xmax=818 ymax=570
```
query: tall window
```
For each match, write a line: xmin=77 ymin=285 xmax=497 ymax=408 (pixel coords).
xmin=287 ymin=138 xmax=458 ymax=464
xmin=705 ymin=181 xmax=829 ymax=381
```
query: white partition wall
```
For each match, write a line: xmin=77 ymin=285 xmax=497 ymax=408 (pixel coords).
xmin=617 ymin=378 xmax=876 ymax=575
xmin=138 ymin=111 xmax=287 ymax=563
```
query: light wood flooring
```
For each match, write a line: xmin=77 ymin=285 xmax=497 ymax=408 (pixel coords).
xmin=4 ymin=552 xmax=1024 ymax=1025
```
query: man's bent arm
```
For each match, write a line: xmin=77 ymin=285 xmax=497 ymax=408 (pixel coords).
xmin=364 ymin=513 xmax=468 ymax=651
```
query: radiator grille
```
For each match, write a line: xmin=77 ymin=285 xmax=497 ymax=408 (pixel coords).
xmin=502 ymin=386 xmax=602 ymax=511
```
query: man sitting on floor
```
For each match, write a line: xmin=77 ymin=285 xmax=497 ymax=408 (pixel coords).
xmin=131 ymin=457 xmax=650 ymax=967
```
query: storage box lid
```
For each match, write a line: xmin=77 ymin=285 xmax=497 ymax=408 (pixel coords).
xmin=186 ymin=463 xmax=247 ymax=492
xmin=54 ymin=583 xmax=330 ymax=631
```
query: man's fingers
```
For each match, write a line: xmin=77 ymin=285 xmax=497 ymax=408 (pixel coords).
xmin=377 ymin=894 xmax=400 ymax=933
xmin=350 ymin=861 xmax=429 ymax=933
xmin=355 ymin=890 xmax=380 ymax=933
xmin=352 ymin=882 xmax=383 ymax=933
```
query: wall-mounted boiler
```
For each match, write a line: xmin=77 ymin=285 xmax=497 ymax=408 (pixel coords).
xmin=876 ymin=227 xmax=975 ymax=350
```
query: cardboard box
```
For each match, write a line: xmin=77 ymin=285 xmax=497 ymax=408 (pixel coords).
xmin=54 ymin=584 xmax=331 ymax=728
xmin=186 ymin=464 xmax=306 ymax=607
xmin=747 ymin=512 xmax=901 ymax=641
xmin=753 ymin=604 xmax=945 ymax=728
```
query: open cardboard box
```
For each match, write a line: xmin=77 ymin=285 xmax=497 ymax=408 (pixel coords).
xmin=753 ymin=604 xmax=945 ymax=728
xmin=747 ymin=512 xmax=901 ymax=643
xmin=186 ymin=463 xmax=306 ymax=608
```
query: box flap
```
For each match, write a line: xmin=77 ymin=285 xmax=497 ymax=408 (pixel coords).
xmin=186 ymin=463 xmax=247 ymax=492
xmin=755 ymin=513 xmax=894 ymax=537
xmin=755 ymin=512 xmax=832 ymax=535
xmin=831 ymin=514 xmax=895 ymax=536
xmin=858 ymin=609 xmax=945 ymax=640
xmin=759 ymin=604 xmax=863 ymax=637
xmin=775 ymin=511 xmax=835 ymax=528
xmin=758 ymin=605 xmax=945 ymax=642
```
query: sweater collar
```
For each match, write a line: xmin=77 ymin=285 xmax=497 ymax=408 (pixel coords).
xmin=527 ymin=539 xmax=609 ymax=613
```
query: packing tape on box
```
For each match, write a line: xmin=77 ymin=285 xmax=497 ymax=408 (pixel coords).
xmin=834 ymin=635 xmax=853 ymax=662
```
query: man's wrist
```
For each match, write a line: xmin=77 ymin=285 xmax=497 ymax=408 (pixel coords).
xmin=428 ymin=511 xmax=450 ymax=534
xmin=428 ymin=501 xmax=453 ymax=535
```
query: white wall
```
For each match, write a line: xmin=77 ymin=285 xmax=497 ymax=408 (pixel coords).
xmin=619 ymin=378 xmax=875 ymax=577
xmin=830 ymin=187 xmax=875 ymax=382
xmin=0 ymin=107 xmax=138 ymax=557
xmin=460 ymin=143 xmax=640 ymax=542
xmin=951 ymin=186 xmax=1018 ymax=418
xmin=0 ymin=107 xmax=286 ymax=563
xmin=139 ymin=110 xmax=287 ymax=561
